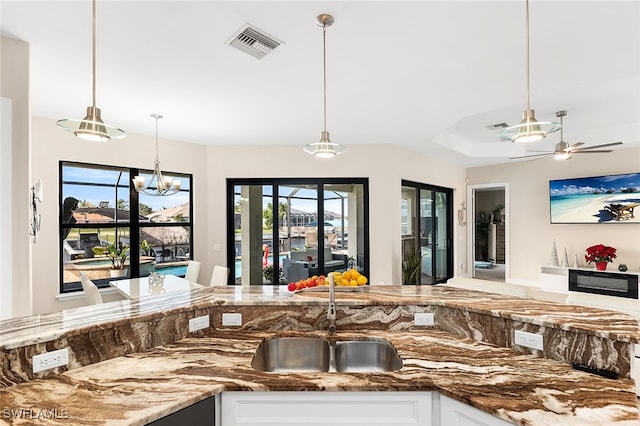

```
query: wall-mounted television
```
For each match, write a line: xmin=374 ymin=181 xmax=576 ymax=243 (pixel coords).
xmin=549 ymin=172 xmax=640 ymax=224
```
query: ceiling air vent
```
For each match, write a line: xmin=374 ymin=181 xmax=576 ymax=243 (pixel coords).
xmin=228 ymin=24 xmax=283 ymax=59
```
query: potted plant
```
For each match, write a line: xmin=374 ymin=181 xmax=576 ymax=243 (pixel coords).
xmin=584 ymin=244 xmax=617 ymax=271
xmin=263 ymin=264 xmax=285 ymax=284
xmin=402 ymin=243 xmax=424 ymax=285
xmin=106 ymin=242 xmax=130 ymax=277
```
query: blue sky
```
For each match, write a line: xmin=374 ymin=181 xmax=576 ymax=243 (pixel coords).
xmin=63 ymin=165 xmax=190 ymax=212
xmin=549 ymin=173 xmax=640 ymax=196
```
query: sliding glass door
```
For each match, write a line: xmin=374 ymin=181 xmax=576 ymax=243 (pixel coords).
xmin=401 ymin=180 xmax=453 ymax=284
xmin=228 ymin=178 xmax=368 ymax=285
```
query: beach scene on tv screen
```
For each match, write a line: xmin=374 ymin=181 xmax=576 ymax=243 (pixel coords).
xmin=549 ymin=173 xmax=640 ymax=223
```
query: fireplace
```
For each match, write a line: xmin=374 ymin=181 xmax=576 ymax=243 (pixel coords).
xmin=568 ymin=269 xmax=639 ymax=299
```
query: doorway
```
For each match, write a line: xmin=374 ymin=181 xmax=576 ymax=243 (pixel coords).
xmin=401 ymin=180 xmax=453 ymax=285
xmin=227 ymin=178 xmax=369 ymax=285
xmin=467 ymin=183 xmax=509 ymax=282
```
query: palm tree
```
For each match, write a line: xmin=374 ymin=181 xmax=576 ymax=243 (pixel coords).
xmin=117 ymin=198 xmax=129 ymax=210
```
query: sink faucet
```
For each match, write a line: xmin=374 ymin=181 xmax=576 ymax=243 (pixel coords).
xmin=327 ymin=274 xmax=336 ymax=335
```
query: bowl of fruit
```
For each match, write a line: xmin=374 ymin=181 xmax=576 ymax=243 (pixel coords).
xmin=287 ymin=269 xmax=368 ymax=293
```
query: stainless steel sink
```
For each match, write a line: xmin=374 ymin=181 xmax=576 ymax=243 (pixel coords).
xmin=251 ymin=337 xmax=331 ymax=373
xmin=251 ymin=336 xmax=402 ymax=373
xmin=334 ymin=339 xmax=403 ymax=372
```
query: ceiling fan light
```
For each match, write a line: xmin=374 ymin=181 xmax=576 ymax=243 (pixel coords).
xmin=554 ymin=151 xmax=571 ymax=160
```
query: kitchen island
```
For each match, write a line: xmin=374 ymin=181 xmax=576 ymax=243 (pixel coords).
xmin=1 ymin=285 xmax=639 ymax=425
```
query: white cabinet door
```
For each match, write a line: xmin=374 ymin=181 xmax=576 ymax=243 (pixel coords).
xmin=221 ymin=391 xmax=432 ymax=426
xmin=439 ymin=395 xmax=512 ymax=426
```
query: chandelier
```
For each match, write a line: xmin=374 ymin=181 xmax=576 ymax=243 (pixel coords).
xmin=132 ymin=114 xmax=181 ymax=196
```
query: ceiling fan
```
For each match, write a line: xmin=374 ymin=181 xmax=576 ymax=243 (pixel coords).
xmin=510 ymin=110 xmax=623 ymax=160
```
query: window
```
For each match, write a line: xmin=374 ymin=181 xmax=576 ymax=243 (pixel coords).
xmin=401 ymin=180 xmax=453 ymax=284
xmin=60 ymin=161 xmax=192 ymax=293
xmin=227 ymin=178 xmax=369 ymax=286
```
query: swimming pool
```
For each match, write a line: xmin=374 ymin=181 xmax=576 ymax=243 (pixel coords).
xmin=156 ymin=265 xmax=188 ymax=276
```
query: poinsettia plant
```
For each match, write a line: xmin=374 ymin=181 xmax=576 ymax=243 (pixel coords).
xmin=584 ymin=244 xmax=617 ymax=264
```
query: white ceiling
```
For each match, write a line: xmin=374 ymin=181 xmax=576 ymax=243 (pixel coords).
xmin=2 ymin=1 xmax=639 ymax=167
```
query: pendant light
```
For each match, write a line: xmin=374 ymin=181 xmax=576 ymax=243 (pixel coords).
xmin=132 ymin=114 xmax=182 ymax=196
xmin=57 ymin=0 xmax=125 ymax=141
xmin=499 ymin=0 xmax=560 ymax=143
xmin=303 ymin=14 xmax=346 ymax=158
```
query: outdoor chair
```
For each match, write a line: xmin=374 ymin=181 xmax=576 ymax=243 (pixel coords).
xmin=605 ymin=203 xmax=639 ymax=221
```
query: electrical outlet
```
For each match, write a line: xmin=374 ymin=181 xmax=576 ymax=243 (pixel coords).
xmin=33 ymin=348 xmax=69 ymax=373
xmin=189 ymin=315 xmax=210 ymax=332
xmin=514 ymin=330 xmax=544 ymax=351
xmin=222 ymin=313 xmax=242 ymax=326
xmin=414 ymin=312 xmax=435 ymax=326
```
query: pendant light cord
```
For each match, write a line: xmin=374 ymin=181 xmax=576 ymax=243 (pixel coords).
xmin=525 ymin=0 xmax=531 ymax=112
xmin=322 ymin=22 xmax=327 ymax=133
xmin=92 ymin=0 xmax=97 ymax=110
xmin=152 ymin=113 xmax=162 ymax=162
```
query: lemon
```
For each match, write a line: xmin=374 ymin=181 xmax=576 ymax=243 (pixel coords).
xmin=349 ymin=279 xmax=358 ymax=287
xmin=342 ymin=270 xmax=351 ymax=281
xmin=349 ymin=268 xmax=360 ymax=278
xmin=340 ymin=279 xmax=350 ymax=286
xmin=357 ymin=275 xmax=368 ymax=286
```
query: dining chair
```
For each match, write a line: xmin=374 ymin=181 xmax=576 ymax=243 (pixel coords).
xmin=79 ymin=271 xmax=104 ymax=305
xmin=210 ymin=265 xmax=230 ymax=286
xmin=184 ymin=260 xmax=201 ymax=283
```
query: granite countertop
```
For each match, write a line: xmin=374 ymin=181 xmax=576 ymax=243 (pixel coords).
xmin=1 ymin=328 xmax=638 ymax=425
xmin=2 ymin=285 xmax=640 ymax=425
xmin=3 ymin=286 xmax=640 ymax=350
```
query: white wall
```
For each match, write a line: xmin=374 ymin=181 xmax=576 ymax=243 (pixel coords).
xmin=467 ymin=148 xmax=640 ymax=285
xmin=25 ymin=128 xmax=465 ymax=315
xmin=1 ymin=98 xmax=13 ymax=320
xmin=205 ymin=144 xmax=468 ymax=286
xmin=30 ymin=116 xmax=209 ymax=314
xmin=1 ymin=36 xmax=31 ymax=319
